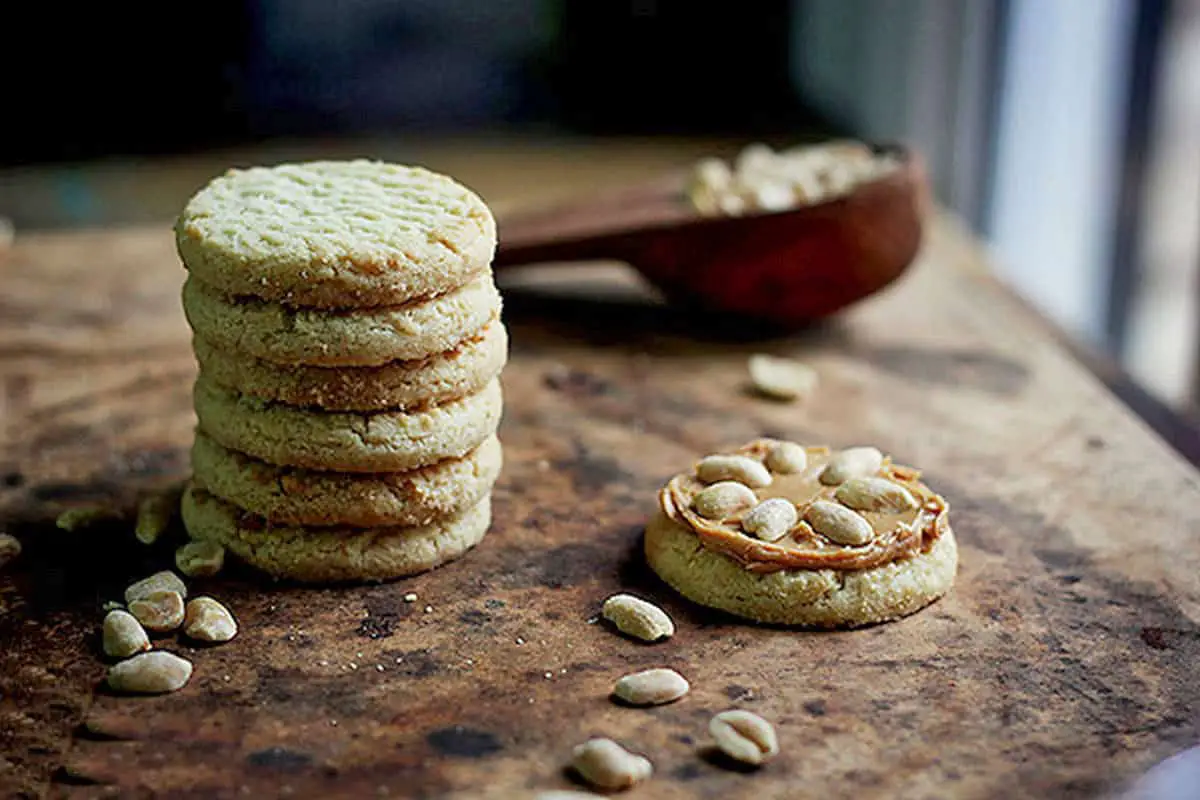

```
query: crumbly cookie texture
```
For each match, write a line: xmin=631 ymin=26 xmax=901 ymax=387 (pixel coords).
xmin=175 ymin=160 xmax=496 ymax=309
xmin=193 ymin=320 xmax=507 ymax=412
xmin=182 ymin=272 xmax=502 ymax=367
xmin=181 ymin=486 xmax=492 ymax=583
xmin=192 ymin=432 xmax=503 ymax=527
xmin=193 ymin=375 xmax=503 ymax=473
xmin=645 ymin=439 xmax=956 ymax=627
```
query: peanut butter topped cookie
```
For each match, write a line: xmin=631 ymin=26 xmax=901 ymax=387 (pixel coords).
xmin=646 ymin=439 xmax=956 ymax=627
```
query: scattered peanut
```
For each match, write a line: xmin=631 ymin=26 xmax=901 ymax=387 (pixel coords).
xmin=0 ymin=533 xmax=21 ymax=569
xmin=570 ymin=738 xmax=653 ymax=791
xmin=834 ymin=477 xmax=917 ymax=512
xmin=124 ymin=570 xmax=187 ymax=604
xmin=695 ymin=454 xmax=772 ymax=488
xmin=709 ymin=709 xmax=779 ymax=766
xmin=129 ymin=590 xmax=185 ymax=633
xmin=763 ymin=441 xmax=808 ymax=474
xmin=106 ymin=651 xmax=192 ymax=694
xmin=102 ymin=610 xmax=150 ymax=658
xmin=741 ymin=498 xmax=799 ymax=542
xmin=747 ymin=354 xmax=818 ymax=401
xmin=135 ymin=487 xmax=181 ymax=545
xmin=183 ymin=597 xmax=238 ymax=643
xmin=601 ymin=593 xmax=674 ymax=642
xmin=692 ymin=481 xmax=757 ymax=520
xmin=55 ymin=505 xmax=117 ymax=532
xmin=805 ymin=500 xmax=874 ymax=546
xmin=612 ymin=668 xmax=690 ymax=706
xmin=819 ymin=446 xmax=884 ymax=486
xmin=175 ymin=540 xmax=225 ymax=577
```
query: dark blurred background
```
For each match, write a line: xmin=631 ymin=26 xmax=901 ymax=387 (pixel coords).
xmin=2 ymin=0 xmax=1198 ymax=415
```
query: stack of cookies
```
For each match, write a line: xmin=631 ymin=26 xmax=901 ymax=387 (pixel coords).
xmin=175 ymin=160 xmax=506 ymax=583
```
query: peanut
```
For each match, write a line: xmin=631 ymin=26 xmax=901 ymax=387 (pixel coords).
xmin=687 ymin=141 xmax=898 ymax=218
xmin=764 ymin=441 xmax=808 ymax=474
xmin=570 ymin=738 xmax=652 ymax=790
xmin=183 ymin=597 xmax=238 ymax=643
xmin=129 ymin=590 xmax=185 ymax=633
xmin=834 ymin=477 xmax=917 ymax=512
xmin=125 ymin=570 xmax=187 ymax=604
xmin=695 ymin=454 xmax=772 ymax=488
xmin=102 ymin=610 xmax=150 ymax=658
xmin=751 ymin=182 xmax=796 ymax=212
xmin=106 ymin=651 xmax=192 ymax=694
xmin=805 ymin=500 xmax=874 ymax=546
xmin=601 ymin=593 xmax=674 ymax=642
xmin=709 ymin=709 xmax=779 ymax=766
xmin=692 ymin=481 xmax=757 ymax=520
xmin=693 ymin=157 xmax=732 ymax=191
xmin=612 ymin=668 xmax=689 ymax=706
xmin=741 ymin=498 xmax=798 ymax=542
xmin=819 ymin=446 xmax=884 ymax=486
xmin=175 ymin=540 xmax=225 ymax=578
xmin=747 ymin=354 xmax=818 ymax=401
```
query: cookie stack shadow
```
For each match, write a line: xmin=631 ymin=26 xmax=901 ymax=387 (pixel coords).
xmin=175 ymin=161 xmax=506 ymax=583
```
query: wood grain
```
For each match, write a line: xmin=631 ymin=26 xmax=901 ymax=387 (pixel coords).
xmin=2 ymin=215 xmax=1200 ymax=799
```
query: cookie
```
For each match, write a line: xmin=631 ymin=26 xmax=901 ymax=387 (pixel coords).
xmin=644 ymin=440 xmax=956 ymax=627
xmin=175 ymin=160 xmax=496 ymax=309
xmin=181 ymin=486 xmax=492 ymax=583
xmin=193 ymin=374 xmax=503 ymax=472
xmin=193 ymin=321 xmax=507 ymax=412
xmin=191 ymin=431 xmax=503 ymax=527
xmin=182 ymin=272 xmax=501 ymax=367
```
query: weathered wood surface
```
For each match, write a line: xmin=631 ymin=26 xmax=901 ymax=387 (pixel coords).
xmin=2 ymin=214 xmax=1200 ymax=800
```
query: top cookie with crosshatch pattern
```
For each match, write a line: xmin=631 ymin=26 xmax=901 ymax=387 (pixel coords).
xmin=174 ymin=160 xmax=496 ymax=308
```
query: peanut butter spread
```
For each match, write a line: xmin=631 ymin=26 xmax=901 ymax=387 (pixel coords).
xmin=658 ymin=439 xmax=949 ymax=573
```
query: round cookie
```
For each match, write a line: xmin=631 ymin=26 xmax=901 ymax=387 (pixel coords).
xmin=175 ymin=160 xmax=497 ymax=309
xmin=645 ymin=440 xmax=956 ymax=628
xmin=181 ymin=486 xmax=492 ymax=583
xmin=182 ymin=272 xmax=502 ymax=367
xmin=192 ymin=431 xmax=503 ymax=527
xmin=193 ymin=374 xmax=503 ymax=472
xmin=193 ymin=321 xmax=507 ymax=412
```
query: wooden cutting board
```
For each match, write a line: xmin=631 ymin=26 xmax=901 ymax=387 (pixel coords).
xmin=2 ymin=214 xmax=1199 ymax=800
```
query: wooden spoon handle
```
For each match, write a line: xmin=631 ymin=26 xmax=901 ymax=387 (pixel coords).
xmin=493 ymin=173 xmax=692 ymax=268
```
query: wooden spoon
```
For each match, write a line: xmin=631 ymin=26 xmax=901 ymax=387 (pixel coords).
xmin=493 ymin=143 xmax=929 ymax=330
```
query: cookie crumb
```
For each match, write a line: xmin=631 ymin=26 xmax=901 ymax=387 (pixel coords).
xmin=403 ymin=592 xmax=418 ymax=602
xmin=176 ymin=540 xmax=225 ymax=577
xmin=0 ymin=533 xmax=22 ymax=569
xmin=56 ymin=505 xmax=118 ymax=532
xmin=135 ymin=486 xmax=182 ymax=545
